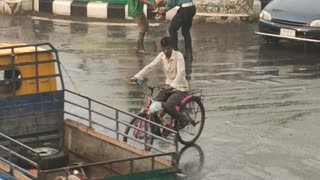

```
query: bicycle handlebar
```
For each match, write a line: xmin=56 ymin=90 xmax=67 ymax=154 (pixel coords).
xmin=130 ymin=77 xmax=176 ymax=98
xmin=130 ymin=79 xmax=159 ymax=97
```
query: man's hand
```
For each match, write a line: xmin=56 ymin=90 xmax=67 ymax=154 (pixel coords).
xmin=155 ymin=0 xmax=166 ymax=6
xmin=158 ymin=7 xmax=166 ymax=15
xmin=130 ymin=77 xmax=138 ymax=83
xmin=163 ymin=84 xmax=173 ymax=91
xmin=149 ymin=2 xmax=157 ymax=9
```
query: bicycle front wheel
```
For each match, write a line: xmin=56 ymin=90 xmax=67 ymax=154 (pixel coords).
xmin=123 ymin=113 xmax=154 ymax=151
xmin=177 ymin=96 xmax=205 ymax=146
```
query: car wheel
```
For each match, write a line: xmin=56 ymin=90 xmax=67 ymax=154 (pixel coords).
xmin=262 ymin=36 xmax=280 ymax=44
xmin=18 ymin=146 xmax=69 ymax=170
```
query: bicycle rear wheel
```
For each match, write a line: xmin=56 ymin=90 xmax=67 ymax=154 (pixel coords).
xmin=176 ymin=96 xmax=205 ymax=146
xmin=123 ymin=113 xmax=154 ymax=151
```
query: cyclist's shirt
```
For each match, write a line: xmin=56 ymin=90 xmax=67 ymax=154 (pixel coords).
xmin=134 ymin=50 xmax=189 ymax=91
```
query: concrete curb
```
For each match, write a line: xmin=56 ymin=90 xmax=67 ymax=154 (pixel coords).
xmin=1 ymin=0 xmax=261 ymax=23
xmin=35 ymin=0 xmax=157 ymax=20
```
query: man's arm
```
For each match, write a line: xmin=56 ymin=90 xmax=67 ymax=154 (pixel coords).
xmin=134 ymin=53 xmax=162 ymax=79
xmin=158 ymin=0 xmax=175 ymax=14
xmin=139 ymin=0 xmax=156 ymax=7
xmin=165 ymin=0 xmax=175 ymax=11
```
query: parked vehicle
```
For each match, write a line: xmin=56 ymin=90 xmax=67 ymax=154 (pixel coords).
xmin=0 ymin=43 xmax=178 ymax=180
xmin=256 ymin=0 xmax=320 ymax=44
xmin=260 ymin=0 xmax=272 ymax=9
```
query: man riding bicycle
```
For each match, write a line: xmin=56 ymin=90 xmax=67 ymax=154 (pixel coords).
xmin=131 ymin=36 xmax=190 ymax=129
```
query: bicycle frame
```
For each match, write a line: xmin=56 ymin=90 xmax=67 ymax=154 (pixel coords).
xmin=127 ymin=81 xmax=205 ymax=147
xmin=135 ymin=85 xmax=203 ymax=134
xmin=132 ymin=85 xmax=172 ymax=137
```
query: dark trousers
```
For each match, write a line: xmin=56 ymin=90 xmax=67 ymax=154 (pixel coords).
xmin=155 ymin=90 xmax=187 ymax=122
xmin=169 ymin=5 xmax=196 ymax=51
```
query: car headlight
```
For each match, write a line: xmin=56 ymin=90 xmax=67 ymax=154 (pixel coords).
xmin=260 ymin=10 xmax=272 ymax=21
xmin=310 ymin=20 xmax=320 ymax=27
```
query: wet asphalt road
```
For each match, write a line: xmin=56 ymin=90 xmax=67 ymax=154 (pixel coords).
xmin=1 ymin=14 xmax=320 ymax=180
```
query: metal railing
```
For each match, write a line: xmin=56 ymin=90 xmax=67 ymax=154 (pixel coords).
xmin=0 ymin=125 xmax=176 ymax=179
xmin=0 ymin=43 xmax=64 ymax=96
xmin=41 ymin=153 xmax=175 ymax=179
xmin=0 ymin=133 xmax=40 ymax=179
xmin=64 ymin=89 xmax=179 ymax=155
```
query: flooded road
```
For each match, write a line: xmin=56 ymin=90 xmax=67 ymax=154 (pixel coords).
xmin=1 ymin=14 xmax=320 ymax=180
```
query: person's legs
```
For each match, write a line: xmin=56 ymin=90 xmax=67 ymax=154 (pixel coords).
xmin=181 ymin=6 xmax=196 ymax=52
xmin=138 ymin=32 xmax=146 ymax=49
xmin=162 ymin=91 xmax=188 ymax=127
xmin=152 ymin=89 xmax=171 ymax=135
xmin=168 ymin=10 xmax=184 ymax=51
xmin=154 ymin=89 xmax=171 ymax=102
xmin=134 ymin=13 xmax=150 ymax=54
xmin=134 ymin=15 xmax=142 ymax=49
xmin=181 ymin=6 xmax=196 ymax=75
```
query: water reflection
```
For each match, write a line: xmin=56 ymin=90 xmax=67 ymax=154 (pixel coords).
xmin=70 ymin=23 xmax=89 ymax=34
xmin=177 ymin=144 xmax=205 ymax=180
xmin=258 ymin=42 xmax=319 ymax=65
xmin=33 ymin=20 xmax=54 ymax=33
xmin=184 ymin=48 xmax=193 ymax=78
xmin=257 ymin=43 xmax=320 ymax=79
xmin=0 ymin=15 xmax=35 ymax=43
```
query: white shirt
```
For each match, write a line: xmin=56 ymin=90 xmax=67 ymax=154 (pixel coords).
xmin=134 ymin=50 xmax=189 ymax=91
